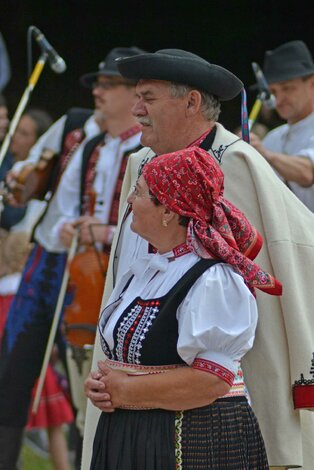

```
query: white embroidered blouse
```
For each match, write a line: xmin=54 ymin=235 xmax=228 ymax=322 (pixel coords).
xmin=99 ymin=248 xmax=258 ymax=383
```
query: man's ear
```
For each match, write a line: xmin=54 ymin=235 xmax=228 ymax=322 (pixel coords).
xmin=186 ymin=90 xmax=202 ymax=115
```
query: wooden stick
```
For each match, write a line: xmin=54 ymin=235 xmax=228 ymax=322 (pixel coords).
xmin=32 ymin=231 xmax=78 ymax=414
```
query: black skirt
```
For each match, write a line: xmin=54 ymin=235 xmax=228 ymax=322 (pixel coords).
xmin=90 ymin=397 xmax=269 ymax=470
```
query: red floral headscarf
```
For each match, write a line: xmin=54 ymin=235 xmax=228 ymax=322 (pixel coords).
xmin=142 ymin=146 xmax=282 ymax=296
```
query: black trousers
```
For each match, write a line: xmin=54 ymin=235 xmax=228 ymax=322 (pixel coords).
xmin=0 ymin=425 xmax=23 ymax=470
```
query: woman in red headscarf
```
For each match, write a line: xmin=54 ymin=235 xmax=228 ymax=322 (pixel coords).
xmin=85 ymin=147 xmax=281 ymax=470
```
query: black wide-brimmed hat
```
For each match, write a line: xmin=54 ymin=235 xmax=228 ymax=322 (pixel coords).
xmin=263 ymin=40 xmax=314 ymax=84
xmin=116 ymin=49 xmax=243 ymax=101
xmin=80 ymin=46 xmax=146 ymax=88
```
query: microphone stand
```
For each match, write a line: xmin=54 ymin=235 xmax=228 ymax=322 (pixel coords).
xmin=248 ymin=62 xmax=276 ymax=132
xmin=248 ymin=91 xmax=266 ymax=131
xmin=0 ymin=52 xmax=48 ymax=167
xmin=0 ymin=52 xmax=48 ymax=221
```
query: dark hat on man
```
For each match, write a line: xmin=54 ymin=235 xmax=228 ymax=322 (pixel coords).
xmin=263 ymin=40 xmax=314 ymax=84
xmin=80 ymin=46 xmax=146 ymax=88
xmin=116 ymin=49 xmax=243 ymax=101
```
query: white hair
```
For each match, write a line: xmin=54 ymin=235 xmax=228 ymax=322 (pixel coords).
xmin=169 ymin=82 xmax=221 ymax=121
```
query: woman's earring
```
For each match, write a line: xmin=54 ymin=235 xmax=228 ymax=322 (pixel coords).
xmin=162 ymin=220 xmax=168 ymax=227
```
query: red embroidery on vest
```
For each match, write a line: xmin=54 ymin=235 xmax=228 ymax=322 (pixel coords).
xmin=119 ymin=124 xmax=142 ymax=142
xmin=82 ymin=142 xmax=104 ymax=215
xmin=52 ymin=128 xmax=85 ymax=192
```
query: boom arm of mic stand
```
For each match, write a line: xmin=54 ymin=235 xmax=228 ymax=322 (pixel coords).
xmin=0 ymin=52 xmax=48 ymax=169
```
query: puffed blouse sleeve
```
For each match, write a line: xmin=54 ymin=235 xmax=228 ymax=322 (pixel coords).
xmin=177 ymin=263 xmax=258 ymax=386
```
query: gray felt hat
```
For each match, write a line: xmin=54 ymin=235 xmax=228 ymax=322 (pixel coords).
xmin=80 ymin=47 xmax=146 ymax=88
xmin=116 ymin=48 xmax=243 ymax=101
xmin=263 ymin=40 xmax=314 ymax=84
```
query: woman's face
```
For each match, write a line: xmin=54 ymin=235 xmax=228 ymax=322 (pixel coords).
xmin=127 ymin=175 xmax=166 ymax=244
xmin=0 ymin=105 xmax=9 ymax=141
xmin=10 ymin=115 xmax=38 ymax=161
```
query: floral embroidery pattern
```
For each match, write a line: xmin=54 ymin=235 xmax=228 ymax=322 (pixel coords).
xmin=142 ymin=147 xmax=282 ymax=296
xmin=193 ymin=358 xmax=235 ymax=386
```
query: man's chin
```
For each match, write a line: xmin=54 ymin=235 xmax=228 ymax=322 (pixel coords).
xmin=142 ymin=128 xmax=157 ymax=147
xmin=140 ymin=133 xmax=151 ymax=148
xmin=130 ymin=220 xmax=136 ymax=233
xmin=276 ymin=107 xmax=292 ymax=121
xmin=95 ymin=109 xmax=106 ymax=120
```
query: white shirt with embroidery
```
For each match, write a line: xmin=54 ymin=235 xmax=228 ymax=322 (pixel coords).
xmin=101 ymin=249 xmax=258 ymax=378
xmin=34 ymin=131 xmax=141 ymax=252
xmin=263 ymin=112 xmax=314 ymax=212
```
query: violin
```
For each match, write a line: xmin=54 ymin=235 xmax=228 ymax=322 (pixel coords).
xmin=63 ymin=247 xmax=109 ymax=347
xmin=63 ymin=190 xmax=109 ymax=348
xmin=7 ymin=148 xmax=57 ymax=205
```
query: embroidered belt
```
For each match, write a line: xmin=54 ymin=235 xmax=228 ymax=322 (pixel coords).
xmin=105 ymin=359 xmax=185 ymax=409
xmin=104 ymin=359 xmax=247 ymax=409
xmin=105 ymin=359 xmax=185 ymax=375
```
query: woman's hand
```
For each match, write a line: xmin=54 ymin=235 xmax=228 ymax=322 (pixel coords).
xmin=97 ymin=361 xmax=129 ymax=408
xmin=84 ymin=370 xmax=115 ymax=413
xmin=96 ymin=362 xmax=231 ymax=411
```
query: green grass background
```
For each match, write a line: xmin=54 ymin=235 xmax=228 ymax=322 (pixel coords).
xmin=21 ymin=445 xmax=54 ymax=470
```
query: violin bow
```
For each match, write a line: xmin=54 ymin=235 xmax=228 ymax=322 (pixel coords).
xmin=32 ymin=230 xmax=79 ymax=414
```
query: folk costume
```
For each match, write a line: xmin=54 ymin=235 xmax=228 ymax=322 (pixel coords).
xmin=82 ymin=48 xmax=314 ymax=469
xmin=84 ymin=123 xmax=314 ymax=470
xmin=261 ymin=41 xmax=314 ymax=212
xmin=90 ymin=148 xmax=280 ymax=469
xmin=262 ymin=112 xmax=314 ymax=211
xmin=0 ymin=113 xmax=141 ymax=446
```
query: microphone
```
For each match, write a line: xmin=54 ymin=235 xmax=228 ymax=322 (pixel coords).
xmin=31 ymin=26 xmax=66 ymax=74
xmin=251 ymin=62 xmax=276 ymax=109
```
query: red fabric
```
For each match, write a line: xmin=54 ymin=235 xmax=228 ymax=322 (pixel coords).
xmin=52 ymin=128 xmax=85 ymax=192
xmin=108 ymin=149 xmax=132 ymax=226
xmin=142 ymin=147 xmax=282 ymax=296
xmin=119 ymin=124 xmax=142 ymax=142
xmin=292 ymin=384 xmax=314 ymax=410
xmin=27 ymin=364 xmax=74 ymax=429
xmin=193 ymin=358 xmax=235 ymax=386
xmin=81 ymin=142 xmax=103 ymax=215
xmin=0 ymin=295 xmax=14 ymax=345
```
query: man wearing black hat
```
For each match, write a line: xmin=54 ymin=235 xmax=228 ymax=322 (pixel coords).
xmin=0 ymin=46 xmax=144 ymax=470
xmin=83 ymin=48 xmax=314 ymax=470
xmin=250 ymin=40 xmax=314 ymax=212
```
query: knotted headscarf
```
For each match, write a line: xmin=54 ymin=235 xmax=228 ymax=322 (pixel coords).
xmin=142 ymin=147 xmax=282 ymax=296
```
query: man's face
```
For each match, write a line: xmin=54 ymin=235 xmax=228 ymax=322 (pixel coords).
xmin=0 ymin=105 xmax=9 ymax=141
xmin=269 ymin=76 xmax=314 ymax=124
xmin=92 ymin=76 xmax=137 ymax=121
xmin=132 ymin=80 xmax=188 ymax=154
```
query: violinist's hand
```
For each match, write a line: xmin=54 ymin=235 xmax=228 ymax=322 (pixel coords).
xmin=59 ymin=222 xmax=76 ymax=249
xmin=84 ymin=370 xmax=115 ymax=413
xmin=73 ymin=216 xmax=115 ymax=246
xmin=4 ymin=170 xmax=26 ymax=207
